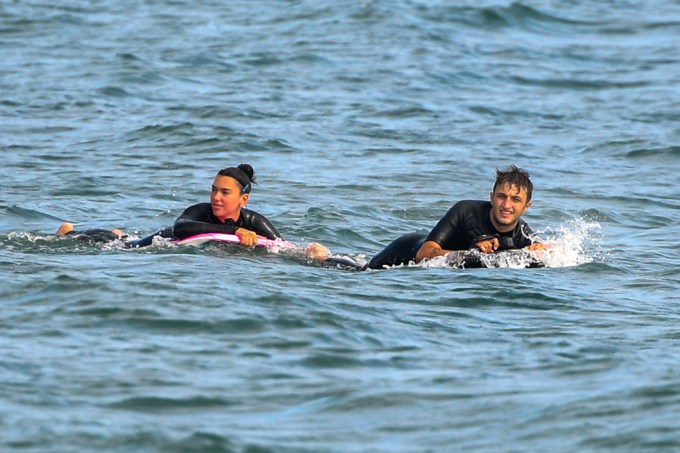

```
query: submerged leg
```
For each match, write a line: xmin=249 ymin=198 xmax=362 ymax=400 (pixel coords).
xmin=321 ymin=256 xmax=365 ymax=271
xmin=58 ymin=226 xmax=126 ymax=243
xmin=365 ymin=232 xmax=427 ymax=270
xmin=124 ymin=226 xmax=174 ymax=248
xmin=57 ymin=222 xmax=127 ymax=242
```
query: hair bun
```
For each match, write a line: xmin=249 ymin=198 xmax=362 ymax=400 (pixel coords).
xmin=237 ymin=163 xmax=256 ymax=182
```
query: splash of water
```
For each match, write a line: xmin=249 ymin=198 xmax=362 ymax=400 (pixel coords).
xmin=529 ymin=217 xmax=603 ymax=268
xmin=3 ymin=231 xmax=67 ymax=249
xmin=419 ymin=217 xmax=602 ymax=269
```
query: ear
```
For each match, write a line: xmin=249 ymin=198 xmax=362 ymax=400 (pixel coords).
xmin=489 ymin=190 xmax=494 ymax=202
xmin=523 ymin=200 xmax=532 ymax=213
xmin=240 ymin=193 xmax=250 ymax=207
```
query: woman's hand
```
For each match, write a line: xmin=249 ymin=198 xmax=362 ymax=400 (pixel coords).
xmin=235 ymin=228 xmax=259 ymax=247
xmin=305 ymin=242 xmax=330 ymax=261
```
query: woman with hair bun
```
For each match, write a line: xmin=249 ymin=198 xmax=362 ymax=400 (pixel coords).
xmin=170 ymin=163 xmax=281 ymax=246
xmin=56 ymin=163 xmax=329 ymax=260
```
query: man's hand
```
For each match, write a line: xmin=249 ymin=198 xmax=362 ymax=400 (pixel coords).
xmin=235 ymin=228 xmax=259 ymax=247
xmin=526 ymin=242 xmax=551 ymax=252
xmin=475 ymin=237 xmax=500 ymax=254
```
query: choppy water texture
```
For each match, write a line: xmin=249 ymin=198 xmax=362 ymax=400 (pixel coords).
xmin=2 ymin=1 xmax=680 ymax=451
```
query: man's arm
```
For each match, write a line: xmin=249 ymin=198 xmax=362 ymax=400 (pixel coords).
xmin=416 ymin=240 xmax=449 ymax=263
xmin=417 ymin=237 xmax=501 ymax=263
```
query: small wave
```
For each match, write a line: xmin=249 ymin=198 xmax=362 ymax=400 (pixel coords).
xmin=174 ymin=51 xmax=236 ymax=70
xmin=1 ymin=231 xmax=63 ymax=249
xmin=625 ymin=145 xmax=680 ymax=159
xmin=480 ymin=2 xmax=598 ymax=30
xmin=510 ymin=75 xmax=648 ymax=91
xmin=367 ymin=105 xmax=435 ymax=119
xmin=0 ymin=231 xmax=132 ymax=255
xmin=116 ymin=52 xmax=143 ymax=62
xmin=107 ymin=395 xmax=232 ymax=412
xmin=242 ymin=52 xmax=283 ymax=67
xmin=423 ymin=2 xmax=601 ymax=34
xmin=108 ymin=316 xmax=266 ymax=335
xmin=128 ymin=122 xmax=196 ymax=137
xmin=97 ymin=86 xmax=132 ymax=98
xmin=1 ymin=205 xmax=61 ymax=222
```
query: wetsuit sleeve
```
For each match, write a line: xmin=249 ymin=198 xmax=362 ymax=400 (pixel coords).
xmin=245 ymin=211 xmax=282 ymax=240
xmin=425 ymin=203 xmax=463 ymax=247
xmin=172 ymin=204 xmax=237 ymax=239
xmin=173 ymin=219 xmax=238 ymax=239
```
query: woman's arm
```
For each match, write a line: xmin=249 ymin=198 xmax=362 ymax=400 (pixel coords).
xmin=172 ymin=204 xmax=237 ymax=239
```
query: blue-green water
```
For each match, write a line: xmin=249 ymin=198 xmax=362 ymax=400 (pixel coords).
xmin=2 ymin=1 xmax=679 ymax=451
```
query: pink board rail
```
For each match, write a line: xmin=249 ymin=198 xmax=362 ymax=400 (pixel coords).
xmin=174 ymin=232 xmax=295 ymax=248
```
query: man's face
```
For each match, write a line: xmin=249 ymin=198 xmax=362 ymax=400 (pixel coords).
xmin=489 ymin=182 xmax=532 ymax=232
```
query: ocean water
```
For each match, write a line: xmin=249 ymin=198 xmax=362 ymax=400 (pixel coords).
xmin=1 ymin=0 xmax=679 ymax=451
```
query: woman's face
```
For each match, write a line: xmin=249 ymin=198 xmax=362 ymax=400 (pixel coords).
xmin=210 ymin=175 xmax=249 ymax=222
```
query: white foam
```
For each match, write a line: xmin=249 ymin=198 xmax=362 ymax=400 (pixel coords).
xmin=529 ymin=217 xmax=603 ymax=268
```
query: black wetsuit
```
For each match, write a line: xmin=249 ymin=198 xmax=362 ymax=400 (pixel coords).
xmin=126 ymin=203 xmax=282 ymax=247
xmin=64 ymin=228 xmax=123 ymax=243
xmin=65 ymin=203 xmax=281 ymax=247
xmin=426 ymin=200 xmax=533 ymax=251
xmin=365 ymin=200 xmax=534 ymax=269
xmin=172 ymin=203 xmax=281 ymax=240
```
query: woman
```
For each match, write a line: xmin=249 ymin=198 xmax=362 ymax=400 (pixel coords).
xmin=57 ymin=164 xmax=329 ymax=260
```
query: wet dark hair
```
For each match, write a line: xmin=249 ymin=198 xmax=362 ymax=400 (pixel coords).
xmin=493 ymin=165 xmax=534 ymax=201
xmin=217 ymin=163 xmax=257 ymax=194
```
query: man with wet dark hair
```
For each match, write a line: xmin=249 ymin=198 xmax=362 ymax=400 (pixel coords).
xmin=365 ymin=165 xmax=547 ymax=269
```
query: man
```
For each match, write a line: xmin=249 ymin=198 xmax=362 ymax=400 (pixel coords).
xmin=365 ymin=165 xmax=546 ymax=269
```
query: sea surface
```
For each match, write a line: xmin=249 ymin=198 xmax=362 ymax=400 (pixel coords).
xmin=1 ymin=1 xmax=679 ymax=451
